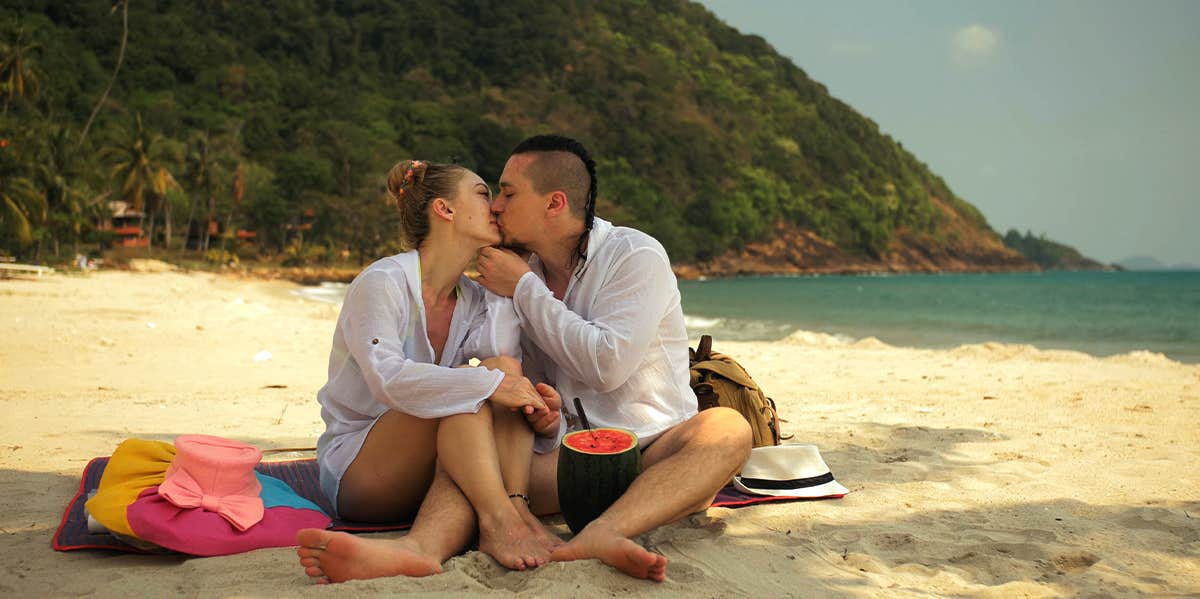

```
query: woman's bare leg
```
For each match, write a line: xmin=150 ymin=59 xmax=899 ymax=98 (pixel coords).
xmin=297 ymin=410 xmax=477 ymax=582
xmin=491 ymin=405 xmax=564 ymax=550
xmin=475 ymin=356 xmax=562 ymax=549
xmin=297 ymin=466 xmax=473 ymax=582
xmin=438 ymin=402 xmax=549 ymax=569
xmin=335 ymin=410 xmax=439 ymax=522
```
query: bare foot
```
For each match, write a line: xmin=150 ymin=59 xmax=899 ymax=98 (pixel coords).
xmin=514 ymin=497 xmax=565 ymax=552
xmin=477 ymin=511 xmax=551 ymax=570
xmin=550 ymin=523 xmax=667 ymax=582
xmin=295 ymin=528 xmax=443 ymax=583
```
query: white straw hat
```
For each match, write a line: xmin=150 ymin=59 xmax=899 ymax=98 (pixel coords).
xmin=733 ymin=444 xmax=849 ymax=498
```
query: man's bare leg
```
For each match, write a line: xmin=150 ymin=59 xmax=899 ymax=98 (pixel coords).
xmin=439 ymin=403 xmax=550 ymax=569
xmin=297 ymin=466 xmax=473 ymax=583
xmin=548 ymin=408 xmax=752 ymax=581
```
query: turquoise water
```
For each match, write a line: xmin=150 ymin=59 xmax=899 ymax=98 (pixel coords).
xmin=296 ymin=271 xmax=1200 ymax=363
xmin=678 ymin=271 xmax=1200 ymax=364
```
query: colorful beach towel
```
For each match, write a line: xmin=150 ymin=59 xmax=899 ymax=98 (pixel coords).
xmin=54 ymin=457 xmax=840 ymax=554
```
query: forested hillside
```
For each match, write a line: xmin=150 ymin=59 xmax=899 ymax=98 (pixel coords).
xmin=1003 ymin=230 xmax=1111 ymax=271
xmin=1 ymin=0 xmax=1033 ymax=272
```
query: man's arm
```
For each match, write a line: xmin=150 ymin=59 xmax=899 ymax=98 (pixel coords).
xmin=511 ymin=247 xmax=676 ymax=393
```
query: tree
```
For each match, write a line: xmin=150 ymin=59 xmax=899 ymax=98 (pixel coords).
xmin=0 ymin=137 xmax=44 ymax=251
xmin=0 ymin=22 xmax=43 ymax=114
xmin=184 ymin=131 xmax=220 ymax=250
xmin=104 ymin=114 xmax=180 ymax=253
xmin=79 ymin=0 xmax=128 ymax=147
xmin=36 ymin=126 xmax=103 ymax=257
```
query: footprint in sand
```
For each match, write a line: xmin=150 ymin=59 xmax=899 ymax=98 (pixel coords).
xmin=1117 ymin=507 xmax=1200 ymax=542
xmin=1051 ymin=551 xmax=1100 ymax=574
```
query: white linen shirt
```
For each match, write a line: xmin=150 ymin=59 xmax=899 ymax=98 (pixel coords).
xmin=514 ymin=217 xmax=698 ymax=446
xmin=315 ymin=250 xmax=520 ymax=505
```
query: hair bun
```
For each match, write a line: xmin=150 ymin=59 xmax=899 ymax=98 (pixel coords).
xmin=386 ymin=159 xmax=429 ymax=206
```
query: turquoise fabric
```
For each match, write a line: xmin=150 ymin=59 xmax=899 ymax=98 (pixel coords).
xmin=256 ymin=473 xmax=326 ymax=514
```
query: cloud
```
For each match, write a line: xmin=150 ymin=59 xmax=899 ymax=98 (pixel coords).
xmin=829 ymin=41 xmax=874 ymax=57
xmin=951 ymin=24 xmax=998 ymax=67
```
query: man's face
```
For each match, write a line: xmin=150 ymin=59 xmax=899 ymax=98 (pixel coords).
xmin=493 ymin=155 xmax=543 ymax=249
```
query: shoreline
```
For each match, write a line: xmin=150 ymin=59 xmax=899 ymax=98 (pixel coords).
xmin=2 ymin=270 xmax=1197 ymax=596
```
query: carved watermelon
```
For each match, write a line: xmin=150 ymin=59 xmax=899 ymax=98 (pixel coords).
xmin=557 ymin=428 xmax=643 ymax=534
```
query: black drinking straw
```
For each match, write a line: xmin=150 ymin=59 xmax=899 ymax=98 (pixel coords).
xmin=572 ymin=397 xmax=592 ymax=430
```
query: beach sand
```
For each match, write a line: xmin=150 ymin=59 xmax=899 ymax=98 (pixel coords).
xmin=2 ymin=270 xmax=1197 ymax=597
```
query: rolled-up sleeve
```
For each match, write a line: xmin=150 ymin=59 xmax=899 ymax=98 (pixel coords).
xmin=342 ymin=271 xmax=503 ymax=418
xmin=512 ymin=248 xmax=673 ymax=393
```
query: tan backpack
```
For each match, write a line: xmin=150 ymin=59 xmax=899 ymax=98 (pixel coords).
xmin=688 ymin=335 xmax=785 ymax=448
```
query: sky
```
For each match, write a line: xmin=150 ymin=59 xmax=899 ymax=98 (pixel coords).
xmin=695 ymin=0 xmax=1200 ymax=267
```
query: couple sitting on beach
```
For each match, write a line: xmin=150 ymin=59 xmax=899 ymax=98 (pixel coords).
xmin=296 ymin=135 xmax=753 ymax=583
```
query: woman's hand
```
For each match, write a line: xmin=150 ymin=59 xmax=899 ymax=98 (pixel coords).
xmin=489 ymin=372 xmax=548 ymax=414
xmin=525 ymin=383 xmax=562 ymax=437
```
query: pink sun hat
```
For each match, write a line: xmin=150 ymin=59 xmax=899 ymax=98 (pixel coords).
xmin=156 ymin=435 xmax=265 ymax=531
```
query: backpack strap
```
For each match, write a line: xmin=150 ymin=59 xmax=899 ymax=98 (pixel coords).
xmin=695 ymin=335 xmax=712 ymax=363
xmin=691 ymin=358 xmax=759 ymax=390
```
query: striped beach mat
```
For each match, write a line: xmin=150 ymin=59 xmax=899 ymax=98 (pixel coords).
xmin=54 ymin=457 xmax=833 ymax=553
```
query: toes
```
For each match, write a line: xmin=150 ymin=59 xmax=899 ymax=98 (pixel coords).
xmin=300 ymin=556 xmax=321 ymax=568
xmin=296 ymin=528 xmax=329 ymax=547
xmin=304 ymin=565 xmax=325 ymax=578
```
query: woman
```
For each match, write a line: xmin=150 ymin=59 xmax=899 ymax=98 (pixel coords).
xmin=296 ymin=160 xmax=562 ymax=583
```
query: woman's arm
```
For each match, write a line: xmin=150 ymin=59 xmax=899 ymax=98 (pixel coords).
xmin=341 ymin=270 xmax=503 ymax=419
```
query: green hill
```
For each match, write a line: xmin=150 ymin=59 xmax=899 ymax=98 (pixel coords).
xmin=2 ymin=0 xmax=1030 ymax=273
xmin=1002 ymin=230 xmax=1112 ymax=271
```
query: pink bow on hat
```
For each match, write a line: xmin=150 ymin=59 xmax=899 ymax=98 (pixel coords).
xmin=157 ymin=435 xmax=265 ymax=531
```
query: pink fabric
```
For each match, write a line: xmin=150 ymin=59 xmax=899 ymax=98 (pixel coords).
xmin=127 ymin=487 xmax=331 ymax=556
xmin=157 ymin=435 xmax=264 ymax=531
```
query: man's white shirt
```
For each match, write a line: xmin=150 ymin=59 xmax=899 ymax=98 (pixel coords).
xmin=514 ymin=217 xmax=699 ymax=449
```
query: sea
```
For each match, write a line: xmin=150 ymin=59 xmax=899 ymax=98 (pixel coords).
xmin=293 ymin=271 xmax=1200 ymax=364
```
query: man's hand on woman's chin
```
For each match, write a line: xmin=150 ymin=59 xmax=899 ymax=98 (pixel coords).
xmin=477 ymin=246 xmax=532 ymax=297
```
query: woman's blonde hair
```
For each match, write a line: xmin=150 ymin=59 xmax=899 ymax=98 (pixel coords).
xmin=385 ymin=160 xmax=469 ymax=249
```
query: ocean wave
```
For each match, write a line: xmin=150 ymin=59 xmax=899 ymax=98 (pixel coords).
xmin=289 ymin=281 xmax=347 ymax=305
xmin=683 ymin=314 xmax=723 ymax=328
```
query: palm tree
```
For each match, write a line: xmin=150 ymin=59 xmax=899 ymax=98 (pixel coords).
xmin=0 ymin=22 xmax=43 ymax=114
xmin=104 ymin=114 xmax=179 ymax=253
xmin=35 ymin=126 xmax=104 ymax=258
xmin=218 ymin=163 xmax=244 ymax=253
xmin=0 ymin=138 xmax=45 ymax=250
xmin=184 ymin=131 xmax=218 ymax=250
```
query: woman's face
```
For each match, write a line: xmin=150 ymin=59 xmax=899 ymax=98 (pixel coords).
xmin=451 ymin=170 xmax=501 ymax=247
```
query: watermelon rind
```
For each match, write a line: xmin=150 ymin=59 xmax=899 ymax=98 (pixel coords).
xmin=557 ymin=428 xmax=643 ymax=534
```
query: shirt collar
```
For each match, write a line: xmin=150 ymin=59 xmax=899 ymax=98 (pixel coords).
xmin=529 ymin=217 xmax=613 ymax=279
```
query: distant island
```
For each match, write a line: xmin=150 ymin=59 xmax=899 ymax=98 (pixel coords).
xmin=1117 ymin=256 xmax=1199 ymax=271
xmin=2 ymin=0 xmax=1104 ymax=277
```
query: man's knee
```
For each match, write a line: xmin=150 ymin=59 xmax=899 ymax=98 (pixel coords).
xmin=697 ymin=408 xmax=753 ymax=456
xmin=478 ymin=355 xmax=522 ymax=376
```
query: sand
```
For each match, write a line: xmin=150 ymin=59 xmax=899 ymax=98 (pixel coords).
xmin=2 ymin=270 xmax=1197 ymax=597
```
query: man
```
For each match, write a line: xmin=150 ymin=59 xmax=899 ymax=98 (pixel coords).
xmin=476 ymin=134 xmax=752 ymax=581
